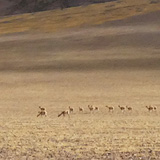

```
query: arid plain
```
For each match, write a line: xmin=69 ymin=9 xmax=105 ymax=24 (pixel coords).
xmin=0 ymin=5 xmax=160 ymax=160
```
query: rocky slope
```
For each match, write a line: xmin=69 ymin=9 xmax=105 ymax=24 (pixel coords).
xmin=0 ymin=0 xmax=115 ymax=16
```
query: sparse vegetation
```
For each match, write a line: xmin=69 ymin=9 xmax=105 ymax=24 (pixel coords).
xmin=0 ymin=107 xmax=160 ymax=159
xmin=0 ymin=0 xmax=160 ymax=158
xmin=0 ymin=0 xmax=160 ymax=35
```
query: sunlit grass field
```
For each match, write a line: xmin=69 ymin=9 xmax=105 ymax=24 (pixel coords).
xmin=1 ymin=107 xmax=160 ymax=159
xmin=0 ymin=70 xmax=160 ymax=159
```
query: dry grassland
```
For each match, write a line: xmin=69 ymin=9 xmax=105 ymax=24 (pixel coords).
xmin=0 ymin=0 xmax=160 ymax=35
xmin=0 ymin=1 xmax=160 ymax=159
xmin=0 ymin=69 xmax=160 ymax=159
xmin=1 ymin=110 xmax=160 ymax=159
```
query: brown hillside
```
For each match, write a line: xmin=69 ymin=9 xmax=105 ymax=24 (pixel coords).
xmin=0 ymin=0 xmax=160 ymax=35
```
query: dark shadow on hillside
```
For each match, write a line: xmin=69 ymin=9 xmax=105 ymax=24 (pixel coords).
xmin=0 ymin=58 xmax=160 ymax=72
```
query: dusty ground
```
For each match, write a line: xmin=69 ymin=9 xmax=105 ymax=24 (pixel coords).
xmin=0 ymin=11 xmax=160 ymax=159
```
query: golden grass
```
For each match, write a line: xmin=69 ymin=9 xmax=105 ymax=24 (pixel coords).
xmin=0 ymin=68 xmax=160 ymax=159
xmin=1 ymin=110 xmax=160 ymax=159
xmin=0 ymin=0 xmax=160 ymax=35
xmin=0 ymin=1 xmax=160 ymax=158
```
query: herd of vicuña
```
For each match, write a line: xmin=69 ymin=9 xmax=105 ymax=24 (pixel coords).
xmin=37 ymin=105 xmax=158 ymax=117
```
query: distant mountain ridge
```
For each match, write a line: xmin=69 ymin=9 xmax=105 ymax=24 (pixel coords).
xmin=0 ymin=0 xmax=116 ymax=17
